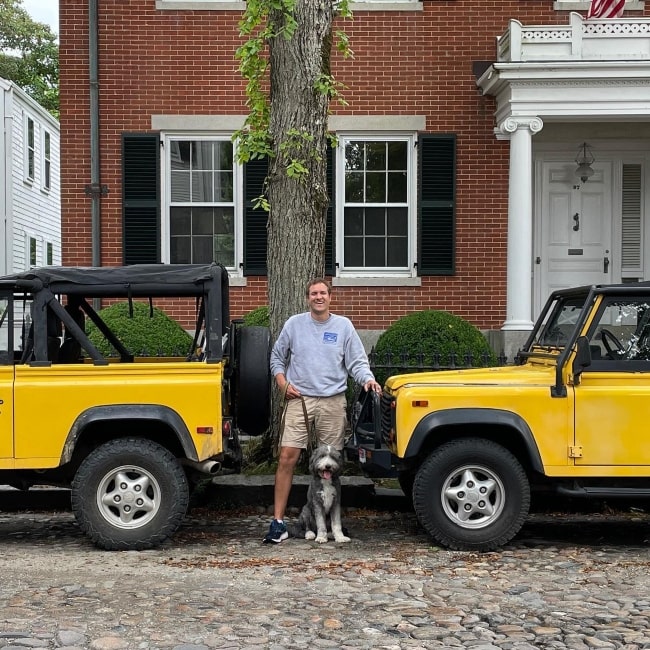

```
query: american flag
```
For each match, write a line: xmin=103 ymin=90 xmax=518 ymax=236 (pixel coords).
xmin=587 ymin=0 xmax=625 ymax=18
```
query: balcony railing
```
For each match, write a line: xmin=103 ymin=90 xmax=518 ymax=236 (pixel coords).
xmin=497 ymin=11 xmax=650 ymax=62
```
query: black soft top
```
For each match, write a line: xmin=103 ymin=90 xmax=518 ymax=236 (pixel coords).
xmin=0 ymin=263 xmax=228 ymax=297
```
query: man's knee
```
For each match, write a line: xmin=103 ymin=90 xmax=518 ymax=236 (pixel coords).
xmin=277 ymin=446 xmax=301 ymax=471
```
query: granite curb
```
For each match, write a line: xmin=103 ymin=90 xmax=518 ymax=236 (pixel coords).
xmin=0 ymin=475 xmax=410 ymax=512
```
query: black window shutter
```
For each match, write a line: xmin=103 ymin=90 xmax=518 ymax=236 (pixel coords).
xmin=243 ymin=156 xmax=269 ymax=276
xmin=325 ymin=145 xmax=335 ymax=276
xmin=418 ymin=134 xmax=455 ymax=275
xmin=122 ymin=133 xmax=160 ymax=265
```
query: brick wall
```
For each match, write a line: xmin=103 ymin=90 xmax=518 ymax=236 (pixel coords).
xmin=59 ymin=0 xmax=647 ymax=331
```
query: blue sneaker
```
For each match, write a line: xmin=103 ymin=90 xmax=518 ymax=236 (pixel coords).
xmin=263 ymin=519 xmax=288 ymax=544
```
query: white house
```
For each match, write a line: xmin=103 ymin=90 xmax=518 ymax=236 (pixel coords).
xmin=0 ymin=78 xmax=61 ymax=276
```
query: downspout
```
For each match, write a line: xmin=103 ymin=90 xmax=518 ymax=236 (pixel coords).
xmin=88 ymin=0 xmax=103 ymax=267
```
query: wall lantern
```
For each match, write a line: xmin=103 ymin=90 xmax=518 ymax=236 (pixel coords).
xmin=575 ymin=142 xmax=595 ymax=183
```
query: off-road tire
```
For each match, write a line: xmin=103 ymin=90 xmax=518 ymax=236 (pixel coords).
xmin=413 ymin=438 xmax=530 ymax=551
xmin=71 ymin=437 xmax=189 ymax=550
xmin=234 ymin=326 xmax=271 ymax=436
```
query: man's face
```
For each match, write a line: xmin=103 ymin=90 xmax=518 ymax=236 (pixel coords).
xmin=307 ymin=283 xmax=331 ymax=317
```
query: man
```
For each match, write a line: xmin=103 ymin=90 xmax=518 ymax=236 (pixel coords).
xmin=263 ymin=278 xmax=382 ymax=544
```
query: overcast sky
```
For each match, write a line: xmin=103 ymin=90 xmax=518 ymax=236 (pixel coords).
xmin=21 ymin=0 xmax=59 ymax=34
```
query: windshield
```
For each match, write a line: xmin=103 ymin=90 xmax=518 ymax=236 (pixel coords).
xmin=528 ymin=294 xmax=589 ymax=350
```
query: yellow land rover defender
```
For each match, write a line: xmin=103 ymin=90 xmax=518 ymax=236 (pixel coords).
xmin=350 ymin=282 xmax=650 ymax=551
xmin=0 ymin=264 xmax=270 ymax=550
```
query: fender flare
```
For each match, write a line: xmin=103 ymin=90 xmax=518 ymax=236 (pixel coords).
xmin=61 ymin=404 xmax=198 ymax=465
xmin=403 ymin=408 xmax=544 ymax=473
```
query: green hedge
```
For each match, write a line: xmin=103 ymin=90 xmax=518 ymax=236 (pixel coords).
xmin=87 ymin=301 xmax=193 ymax=357
xmin=243 ymin=305 xmax=269 ymax=327
xmin=373 ymin=310 xmax=496 ymax=385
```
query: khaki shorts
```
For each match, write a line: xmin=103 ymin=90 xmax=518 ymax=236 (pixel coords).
xmin=279 ymin=394 xmax=348 ymax=450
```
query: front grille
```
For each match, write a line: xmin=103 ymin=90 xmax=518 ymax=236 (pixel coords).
xmin=380 ymin=392 xmax=394 ymax=443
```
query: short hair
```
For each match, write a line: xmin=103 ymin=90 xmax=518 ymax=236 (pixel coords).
xmin=305 ymin=278 xmax=332 ymax=297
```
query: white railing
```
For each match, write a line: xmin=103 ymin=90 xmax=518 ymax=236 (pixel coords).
xmin=497 ymin=12 xmax=650 ymax=62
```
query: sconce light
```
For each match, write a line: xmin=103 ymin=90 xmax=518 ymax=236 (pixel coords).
xmin=575 ymin=142 xmax=595 ymax=183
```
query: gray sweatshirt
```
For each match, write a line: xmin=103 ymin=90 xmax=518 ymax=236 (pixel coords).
xmin=270 ymin=312 xmax=375 ymax=397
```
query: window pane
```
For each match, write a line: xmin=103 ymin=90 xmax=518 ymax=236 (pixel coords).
xmin=366 ymin=142 xmax=386 ymax=171
xmin=387 ymin=141 xmax=407 ymax=170
xmin=192 ymin=207 xmax=214 ymax=235
xmin=170 ymin=236 xmax=191 ymax=264
xmin=46 ymin=242 xmax=53 ymax=265
xmin=344 ymin=208 xmax=363 ymax=236
xmin=29 ymin=237 xmax=37 ymax=266
xmin=213 ymin=234 xmax=234 ymax=267
xmin=170 ymin=207 xmax=191 ymax=236
xmin=214 ymin=208 xmax=234 ymax=235
xmin=365 ymin=208 xmax=385 ymax=236
xmin=171 ymin=172 xmax=190 ymax=201
xmin=215 ymin=172 xmax=233 ymax=201
xmin=344 ymin=237 xmax=363 ymax=267
xmin=191 ymin=171 xmax=213 ymax=202
xmin=192 ymin=141 xmax=213 ymax=170
xmin=365 ymin=172 xmax=386 ymax=203
xmin=173 ymin=142 xmax=191 ymax=170
xmin=192 ymin=236 xmax=213 ymax=263
xmin=387 ymin=237 xmax=408 ymax=266
xmin=387 ymin=208 xmax=408 ymax=236
xmin=345 ymin=172 xmax=364 ymax=202
xmin=365 ymin=238 xmax=385 ymax=266
xmin=387 ymin=171 xmax=407 ymax=202
xmin=345 ymin=143 xmax=363 ymax=170
xmin=217 ymin=142 xmax=233 ymax=169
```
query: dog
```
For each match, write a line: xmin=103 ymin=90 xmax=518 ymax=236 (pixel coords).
xmin=290 ymin=444 xmax=351 ymax=543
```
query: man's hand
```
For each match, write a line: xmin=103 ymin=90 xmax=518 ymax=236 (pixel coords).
xmin=283 ymin=383 xmax=301 ymax=400
xmin=364 ymin=379 xmax=382 ymax=394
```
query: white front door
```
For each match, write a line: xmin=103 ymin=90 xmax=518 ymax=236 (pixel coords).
xmin=536 ymin=161 xmax=612 ymax=312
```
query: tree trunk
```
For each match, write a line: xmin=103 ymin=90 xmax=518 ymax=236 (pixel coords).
xmin=267 ymin=0 xmax=333 ymax=340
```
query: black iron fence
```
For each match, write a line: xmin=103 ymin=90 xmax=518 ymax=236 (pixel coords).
xmin=367 ymin=347 xmax=510 ymax=377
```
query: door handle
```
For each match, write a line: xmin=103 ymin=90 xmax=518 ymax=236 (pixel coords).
xmin=573 ymin=213 xmax=580 ymax=231
xmin=604 ymin=256 xmax=610 ymax=273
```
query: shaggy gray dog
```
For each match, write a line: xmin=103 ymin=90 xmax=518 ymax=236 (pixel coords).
xmin=291 ymin=444 xmax=351 ymax=543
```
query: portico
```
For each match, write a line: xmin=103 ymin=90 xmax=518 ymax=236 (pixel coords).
xmin=477 ymin=12 xmax=650 ymax=334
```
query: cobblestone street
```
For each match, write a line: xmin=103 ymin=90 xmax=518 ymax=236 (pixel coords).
xmin=0 ymin=496 xmax=649 ymax=650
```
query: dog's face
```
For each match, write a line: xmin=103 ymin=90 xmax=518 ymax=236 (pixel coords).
xmin=309 ymin=445 xmax=342 ymax=481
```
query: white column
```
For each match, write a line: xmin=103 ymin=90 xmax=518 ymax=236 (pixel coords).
xmin=499 ymin=116 xmax=543 ymax=331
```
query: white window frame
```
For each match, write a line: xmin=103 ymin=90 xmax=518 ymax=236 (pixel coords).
xmin=25 ymin=233 xmax=39 ymax=269
xmin=24 ymin=116 xmax=35 ymax=184
xmin=41 ymin=130 xmax=51 ymax=192
xmin=335 ymin=133 xmax=417 ymax=279
xmin=45 ymin=241 xmax=54 ymax=266
xmin=160 ymin=133 xmax=243 ymax=274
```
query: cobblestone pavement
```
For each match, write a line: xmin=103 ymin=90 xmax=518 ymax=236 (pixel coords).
xmin=0 ymin=501 xmax=649 ymax=650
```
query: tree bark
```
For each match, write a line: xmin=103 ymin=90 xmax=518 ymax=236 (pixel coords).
xmin=267 ymin=0 xmax=333 ymax=340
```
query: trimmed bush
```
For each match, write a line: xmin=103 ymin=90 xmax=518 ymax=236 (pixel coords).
xmin=243 ymin=305 xmax=269 ymax=327
xmin=86 ymin=301 xmax=193 ymax=357
xmin=372 ymin=310 xmax=496 ymax=385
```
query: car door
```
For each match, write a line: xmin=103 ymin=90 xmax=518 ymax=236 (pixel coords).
xmin=573 ymin=294 xmax=650 ymax=467
xmin=0 ymin=293 xmax=15 ymax=460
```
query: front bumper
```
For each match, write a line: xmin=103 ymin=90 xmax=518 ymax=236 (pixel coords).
xmin=345 ymin=390 xmax=396 ymax=477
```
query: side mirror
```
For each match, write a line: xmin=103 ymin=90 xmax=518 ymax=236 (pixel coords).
xmin=572 ymin=335 xmax=592 ymax=382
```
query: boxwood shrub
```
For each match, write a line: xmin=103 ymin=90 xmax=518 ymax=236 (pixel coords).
xmin=372 ymin=310 xmax=497 ymax=385
xmin=86 ymin=301 xmax=193 ymax=357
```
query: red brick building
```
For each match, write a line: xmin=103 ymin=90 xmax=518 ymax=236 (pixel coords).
xmin=59 ymin=0 xmax=650 ymax=355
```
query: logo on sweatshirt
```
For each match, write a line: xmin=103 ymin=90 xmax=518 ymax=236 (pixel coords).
xmin=323 ymin=332 xmax=338 ymax=344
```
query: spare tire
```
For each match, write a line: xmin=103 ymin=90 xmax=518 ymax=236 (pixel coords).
xmin=233 ymin=325 xmax=271 ymax=436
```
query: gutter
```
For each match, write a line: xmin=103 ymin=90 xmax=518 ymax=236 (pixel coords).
xmin=87 ymin=0 xmax=103 ymax=267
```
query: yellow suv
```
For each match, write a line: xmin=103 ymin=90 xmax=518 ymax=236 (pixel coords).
xmin=0 ymin=264 xmax=270 ymax=550
xmin=350 ymin=282 xmax=650 ymax=551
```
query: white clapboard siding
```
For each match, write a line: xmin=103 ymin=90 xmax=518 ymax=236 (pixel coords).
xmin=0 ymin=78 xmax=61 ymax=275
